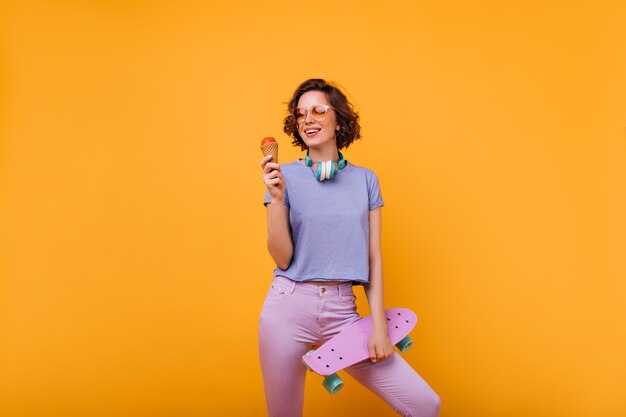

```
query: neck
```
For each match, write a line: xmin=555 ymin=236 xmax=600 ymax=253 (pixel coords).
xmin=308 ymin=147 xmax=339 ymax=163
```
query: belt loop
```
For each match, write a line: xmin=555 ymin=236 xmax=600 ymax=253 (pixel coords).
xmin=338 ymin=284 xmax=343 ymax=299
xmin=287 ymin=279 xmax=296 ymax=294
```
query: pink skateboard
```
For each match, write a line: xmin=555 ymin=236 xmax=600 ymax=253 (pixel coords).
xmin=301 ymin=308 xmax=418 ymax=394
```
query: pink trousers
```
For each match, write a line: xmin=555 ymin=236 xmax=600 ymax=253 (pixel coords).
xmin=258 ymin=276 xmax=441 ymax=417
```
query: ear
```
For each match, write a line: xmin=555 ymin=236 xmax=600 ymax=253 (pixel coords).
xmin=336 ymin=125 xmax=340 ymax=131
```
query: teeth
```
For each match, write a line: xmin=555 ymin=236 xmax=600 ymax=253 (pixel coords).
xmin=306 ymin=129 xmax=319 ymax=134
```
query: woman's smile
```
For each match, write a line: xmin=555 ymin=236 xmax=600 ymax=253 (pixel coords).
xmin=304 ymin=127 xmax=321 ymax=138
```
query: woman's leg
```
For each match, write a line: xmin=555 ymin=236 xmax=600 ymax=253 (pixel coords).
xmin=318 ymin=286 xmax=440 ymax=417
xmin=258 ymin=277 xmax=318 ymax=417
xmin=345 ymin=353 xmax=441 ymax=417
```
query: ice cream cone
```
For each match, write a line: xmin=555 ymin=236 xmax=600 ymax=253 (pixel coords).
xmin=260 ymin=142 xmax=278 ymax=164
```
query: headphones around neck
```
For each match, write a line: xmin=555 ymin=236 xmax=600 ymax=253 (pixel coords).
xmin=305 ymin=150 xmax=347 ymax=181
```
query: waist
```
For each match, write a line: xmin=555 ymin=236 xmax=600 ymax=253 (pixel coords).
xmin=272 ymin=275 xmax=355 ymax=297
xmin=305 ymin=280 xmax=347 ymax=286
xmin=275 ymin=275 xmax=354 ymax=287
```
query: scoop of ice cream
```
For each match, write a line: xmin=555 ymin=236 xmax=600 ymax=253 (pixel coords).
xmin=261 ymin=137 xmax=276 ymax=146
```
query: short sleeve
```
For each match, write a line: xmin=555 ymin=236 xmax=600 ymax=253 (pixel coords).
xmin=367 ymin=171 xmax=384 ymax=210
xmin=263 ymin=187 xmax=290 ymax=207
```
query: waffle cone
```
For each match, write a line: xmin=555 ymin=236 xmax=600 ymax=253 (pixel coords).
xmin=260 ymin=142 xmax=278 ymax=163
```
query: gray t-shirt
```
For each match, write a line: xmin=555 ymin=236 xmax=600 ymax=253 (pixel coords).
xmin=263 ymin=158 xmax=384 ymax=284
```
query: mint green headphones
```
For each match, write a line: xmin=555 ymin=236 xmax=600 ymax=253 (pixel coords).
xmin=305 ymin=150 xmax=347 ymax=181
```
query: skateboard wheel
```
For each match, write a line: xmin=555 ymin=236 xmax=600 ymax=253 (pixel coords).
xmin=396 ymin=336 xmax=413 ymax=352
xmin=302 ymin=350 xmax=315 ymax=371
xmin=322 ymin=373 xmax=344 ymax=395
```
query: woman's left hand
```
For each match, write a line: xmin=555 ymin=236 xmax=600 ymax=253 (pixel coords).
xmin=368 ymin=330 xmax=394 ymax=363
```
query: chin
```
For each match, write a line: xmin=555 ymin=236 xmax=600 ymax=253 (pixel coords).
xmin=308 ymin=138 xmax=332 ymax=148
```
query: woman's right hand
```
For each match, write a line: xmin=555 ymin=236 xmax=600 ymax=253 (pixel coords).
xmin=260 ymin=155 xmax=285 ymax=203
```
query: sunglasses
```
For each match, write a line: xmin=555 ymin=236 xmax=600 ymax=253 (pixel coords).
xmin=295 ymin=105 xmax=332 ymax=124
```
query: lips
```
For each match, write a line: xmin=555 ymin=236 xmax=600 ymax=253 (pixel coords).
xmin=304 ymin=128 xmax=321 ymax=137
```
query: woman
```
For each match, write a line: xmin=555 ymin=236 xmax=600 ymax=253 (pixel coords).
xmin=258 ymin=79 xmax=440 ymax=417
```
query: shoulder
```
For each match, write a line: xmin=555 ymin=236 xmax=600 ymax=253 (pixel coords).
xmin=347 ymin=161 xmax=379 ymax=180
xmin=278 ymin=159 xmax=303 ymax=174
xmin=283 ymin=159 xmax=302 ymax=167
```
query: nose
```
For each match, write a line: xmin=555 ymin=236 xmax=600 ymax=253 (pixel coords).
xmin=304 ymin=109 xmax=315 ymax=123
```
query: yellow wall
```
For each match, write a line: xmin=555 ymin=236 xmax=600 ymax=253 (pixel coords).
xmin=1 ymin=1 xmax=625 ymax=416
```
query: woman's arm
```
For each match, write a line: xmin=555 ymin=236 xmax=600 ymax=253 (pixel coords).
xmin=266 ymin=201 xmax=293 ymax=270
xmin=260 ymin=155 xmax=293 ymax=270
xmin=364 ymin=206 xmax=393 ymax=362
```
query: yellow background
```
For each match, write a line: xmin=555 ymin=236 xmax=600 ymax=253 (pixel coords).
xmin=1 ymin=1 xmax=625 ymax=416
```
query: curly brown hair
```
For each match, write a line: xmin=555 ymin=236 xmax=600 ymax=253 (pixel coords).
xmin=283 ymin=79 xmax=361 ymax=151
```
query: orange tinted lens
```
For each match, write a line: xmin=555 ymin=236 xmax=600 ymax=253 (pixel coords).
xmin=296 ymin=109 xmax=306 ymax=123
xmin=312 ymin=106 xmax=328 ymax=119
